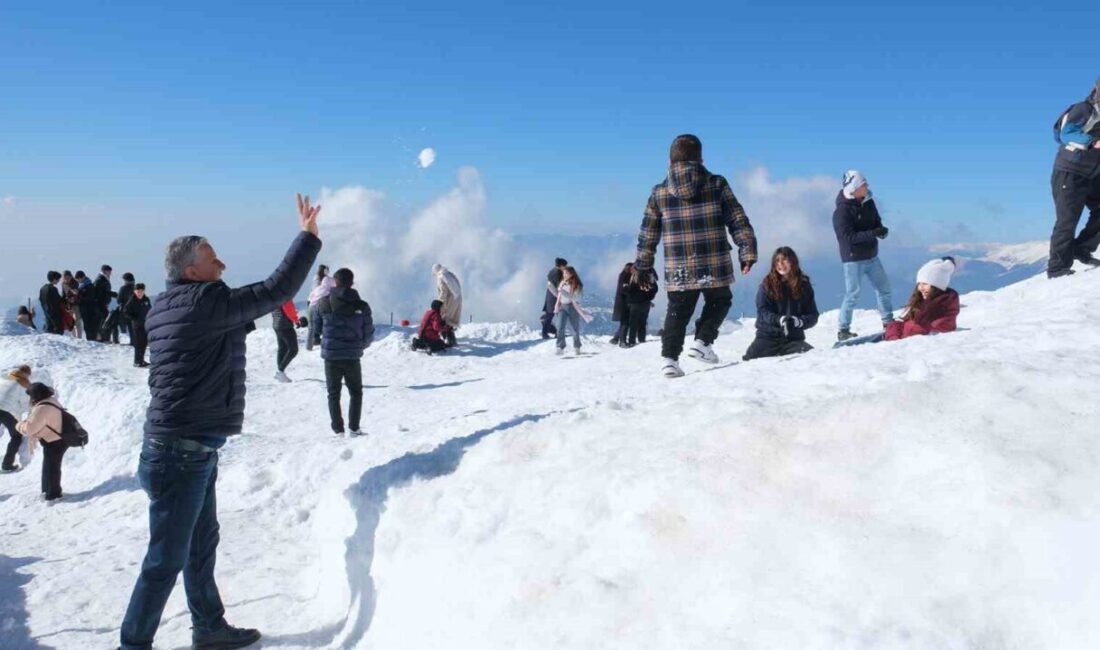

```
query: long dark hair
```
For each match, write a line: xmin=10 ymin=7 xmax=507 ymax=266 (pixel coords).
xmin=763 ymin=247 xmax=808 ymax=301
xmin=901 ymin=285 xmax=945 ymax=321
xmin=563 ymin=266 xmax=584 ymax=293
xmin=315 ymin=264 xmax=329 ymax=286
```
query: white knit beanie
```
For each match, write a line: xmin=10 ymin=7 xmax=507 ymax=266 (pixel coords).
xmin=916 ymin=257 xmax=956 ymax=291
xmin=842 ymin=169 xmax=868 ymax=198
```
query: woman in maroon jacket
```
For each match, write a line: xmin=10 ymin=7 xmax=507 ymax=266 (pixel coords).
xmin=885 ymin=257 xmax=959 ymax=341
xmin=412 ymin=300 xmax=448 ymax=354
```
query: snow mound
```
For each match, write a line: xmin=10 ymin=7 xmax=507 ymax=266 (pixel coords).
xmin=3 ymin=265 xmax=1100 ymax=648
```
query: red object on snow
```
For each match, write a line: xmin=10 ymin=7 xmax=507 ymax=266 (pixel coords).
xmin=400 ymin=319 xmax=410 ymax=327
xmin=281 ymin=301 xmax=300 ymax=323
xmin=884 ymin=289 xmax=959 ymax=341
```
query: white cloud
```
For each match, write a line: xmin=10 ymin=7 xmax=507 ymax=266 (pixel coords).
xmin=734 ymin=167 xmax=838 ymax=260
xmin=417 ymin=148 xmax=436 ymax=169
xmin=1 ymin=196 xmax=15 ymax=206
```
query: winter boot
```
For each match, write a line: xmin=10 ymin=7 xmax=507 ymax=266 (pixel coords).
xmin=192 ymin=624 xmax=262 ymax=650
xmin=686 ymin=340 xmax=719 ymax=364
xmin=661 ymin=358 xmax=685 ymax=378
xmin=555 ymin=347 xmax=564 ymax=356
xmin=1076 ymin=252 xmax=1100 ymax=267
xmin=837 ymin=328 xmax=858 ymax=342
xmin=1048 ymin=268 xmax=1076 ymax=279
xmin=349 ymin=429 xmax=364 ymax=437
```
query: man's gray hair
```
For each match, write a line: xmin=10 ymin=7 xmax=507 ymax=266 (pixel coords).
xmin=165 ymin=235 xmax=208 ymax=282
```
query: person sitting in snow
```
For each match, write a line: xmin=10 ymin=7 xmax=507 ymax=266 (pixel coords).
xmin=15 ymin=382 xmax=68 ymax=502
xmin=433 ymin=264 xmax=462 ymax=347
xmin=623 ymin=266 xmax=658 ymax=347
xmin=610 ymin=262 xmax=633 ymax=345
xmin=834 ymin=257 xmax=959 ymax=347
xmin=0 ymin=365 xmax=34 ymax=472
xmin=319 ymin=267 xmax=374 ymax=436
xmin=743 ymin=247 xmax=819 ymax=361
xmin=554 ymin=265 xmax=593 ymax=355
xmin=412 ymin=300 xmax=449 ymax=354
xmin=16 ymin=305 xmax=36 ymax=330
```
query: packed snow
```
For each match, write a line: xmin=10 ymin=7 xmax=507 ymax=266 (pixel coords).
xmin=2 ymin=268 xmax=1100 ymax=649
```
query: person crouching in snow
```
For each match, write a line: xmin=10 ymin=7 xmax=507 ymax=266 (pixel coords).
xmin=554 ymin=266 xmax=593 ymax=355
xmin=1 ymin=365 xmax=34 ymax=472
xmin=623 ymin=267 xmax=658 ymax=347
xmin=16 ymin=383 xmax=68 ymax=501
xmin=272 ymin=300 xmax=304 ymax=382
xmin=743 ymin=247 xmax=819 ymax=361
xmin=412 ymin=300 xmax=448 ymax=354
xmin=320 ymin=268 xmax=374 ymax=436
xmin=884 ymin=257 xmax=959 ymax=341
xmin=433 ymin=264 xmax=462 ymax=347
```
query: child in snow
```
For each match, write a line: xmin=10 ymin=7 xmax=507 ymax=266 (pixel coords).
xmin=884 ymin=257 xmax=959 ymax=341
xmin=554 ymin=266 xmax=593 ymax=355
xmin=16 ymin=382 xmax=68 ymax=501
xmin=610 ymin=262 xmax=634 ymax=345
xmin=124 ymin=283 xmax=152 ymax=368
xmin=272 ymin=300 xmax=304 ymax=383
xmin=412 ymin=300 xmax=448 ymax=354
xmin=743 ymin=247 xmax=819 ymax=361
xmin=0 ymin=365 xmax=33 ymax=472
xmin=624 ymin=267 xmax=658 ymax=347
xmin=834 ymin=257 xmax=959 ymax=347
xmin=319 ymin=268 xmax=375 ymax=436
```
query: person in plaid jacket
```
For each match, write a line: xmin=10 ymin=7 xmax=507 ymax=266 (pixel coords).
xmin=635 ymin=134 xmax=758 ymax=377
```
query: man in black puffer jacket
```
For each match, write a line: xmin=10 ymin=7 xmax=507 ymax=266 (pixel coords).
xmin=320 ymin=267 xmax=374 ymax=436
xmin=832 ymin=170 xmax=893 ymax=341
xmin=119 ymin=194 xmax=322 ymax=650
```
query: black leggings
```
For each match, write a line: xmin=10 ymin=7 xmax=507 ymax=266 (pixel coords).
xmin=625 ymin=302 xmax=650 ymax=344
xmin=1 ymin=409 xmax=21 ymax=470
xmin=275 ymin=328 xmax=299 ymax=372
xmin=41 ymin=439 xmax=67 ymax=499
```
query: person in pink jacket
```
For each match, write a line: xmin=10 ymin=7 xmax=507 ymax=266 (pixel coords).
xmin=884 ymin=257 xmax=960 ymax=341
xmin=15 ymin=382 xmax=68 ymax=502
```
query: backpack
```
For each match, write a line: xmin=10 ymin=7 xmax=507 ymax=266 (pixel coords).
xmin=42 ymin=403 xmax=90 ymax=448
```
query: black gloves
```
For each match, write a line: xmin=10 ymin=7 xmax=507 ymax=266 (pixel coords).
xmin=297 ymin=316 xmax=309 ymax=328
xmin=779 ymin=316 xmax=804 ymax=337
xmin=872 ymin=226 xmax=889 ymax=239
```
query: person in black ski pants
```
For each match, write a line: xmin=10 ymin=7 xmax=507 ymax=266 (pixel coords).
xmin=124 ymin=284 xmax=152 ymax=367
xmin=743 ymin=247 xmax=819 ymax=361
xmin=1048 ymin=77 xmax=1100 ymax=278
xmin=272 ymin=301 xmax=302 ymax=382
xmin=540 ymin=258 xmax=567 ymax=339
xmin=0 ymin=365 xmax=34 ymax=472
xmin=623 ymin=268 xmax=658 ymax=347
xmin=319 ymin=268 xmax=374 ymax=436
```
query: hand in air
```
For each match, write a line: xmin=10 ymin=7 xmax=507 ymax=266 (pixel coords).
xmin=297 ymin=193 xmax=322 ymax=236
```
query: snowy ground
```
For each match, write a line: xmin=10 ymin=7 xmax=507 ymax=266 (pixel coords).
xmin=2 ymin=268 xmax=1100 ymax=649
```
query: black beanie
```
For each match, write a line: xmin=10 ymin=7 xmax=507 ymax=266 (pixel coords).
xmin=26 ymin=382 xmax=54 ymax=403
xmin=431 ymin=300 xmax=444 ymax=311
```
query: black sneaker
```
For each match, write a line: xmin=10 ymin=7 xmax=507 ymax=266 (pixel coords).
xmin=192 ymin=624 xmax=261 ymax=650
xmin=1076 ymin=253 xmax=1100 ymax=267
xmin=1048 ymin=268 xmax=1077 ymax=279
xmin=1 ymin=465 xmax=21 ymax=473
xmin=837 ymin=329 xmax=858 ymax=342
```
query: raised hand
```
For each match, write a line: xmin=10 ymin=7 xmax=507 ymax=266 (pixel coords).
xmin=297 ymin=193 xmax=322 ymax=237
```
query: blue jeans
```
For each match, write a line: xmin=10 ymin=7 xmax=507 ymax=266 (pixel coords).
xmin=838 ymin=257 xmax=893 ymax=330
xmin=120 ymin=438 xmax=226 ymax=649
xmin=556 ymin=305 xmax=581 ymax=349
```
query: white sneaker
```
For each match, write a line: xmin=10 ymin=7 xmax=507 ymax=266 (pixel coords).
xmin=349 ymin=429 xmax=364 ymax=437
xmin=686 ymin=340 xmax=719 ymax=364
xmin=274 ymin=371 xmax=291 ymax=383
xmin=572 ymin=347 xmax=581 ymax=356
xmin=661 ymin=358 xmax=685 ymax=378
xmin=555 ymin=347 xmax=564 ymax=356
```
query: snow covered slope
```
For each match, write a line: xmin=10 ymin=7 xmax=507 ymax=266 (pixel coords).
xmin=2 ymin=268 xmax=1100 ymax=649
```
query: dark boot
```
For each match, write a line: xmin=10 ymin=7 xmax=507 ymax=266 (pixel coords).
xmin=837 ymin=328 xmax=858 ymax=342
xmin=1075 ymin=252 xmax=1100 ymax=267
xmin=1048 ymin=268 xmax=1077 ymax=279
xmin=192 ymin=624 xmax=261 ymax=650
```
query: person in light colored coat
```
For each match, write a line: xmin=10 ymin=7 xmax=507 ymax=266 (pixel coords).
xmin=433 ymin=263 xmax=463 ymax=346
xmin=16 ymin=383 xmax=66 ymax=501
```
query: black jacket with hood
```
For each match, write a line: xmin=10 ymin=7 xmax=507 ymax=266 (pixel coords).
xmin=319 ymin=286 xmax=375 ymax=360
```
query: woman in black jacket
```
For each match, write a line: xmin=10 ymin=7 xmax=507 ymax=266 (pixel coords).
xmin=609 ymin=262 xmax=633 ymax=345
xmin=623 ymin=268 xmax=658 ymax=347
xmin=743 ymin=247 xmax=819 ymax=361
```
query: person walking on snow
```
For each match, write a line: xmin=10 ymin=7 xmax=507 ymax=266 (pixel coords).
xmin=38 ymin=271 xmax=64 ymax=334
xmin=15 ymin=383 xmax=69 ymax=502
xmin=412 ymin=300 xmax=449 ymax=353
xmin=742 ymin=247 xmax=819 ymax=361
xmin=1048 ymin=77 xmax=1100 ymax=278
xmin=116 ymin=272 xmax=136 ymax=339
xmin=118 ymin=193 xmax=322 ymax=650
xmin=124 ymin=284 xmax=152 ymax=368
xmin=272 ymin=300 xmax=304 ymax=382
xmin=319 ymin=267 xmax=374 ymax=436
xmin=0 ymin=365 xmax=34 ymax=472
xmin=306 ymin=264 xmax=334 ymax=351
xmin=554 ymin=266 xmax=593 ymax=355
xmin=635 ymin=134 xmax=758 ymax=378
xmin=433 ymin=264 xmax=462 ymax=347
xmin=540 ymin=258 xmax=567 ymax=339
xmin=833 ymin=170 xmax=893 ymax=341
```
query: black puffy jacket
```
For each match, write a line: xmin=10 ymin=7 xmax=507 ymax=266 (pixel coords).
xmin=94 ymin=274 xmax=114 ymax=313
xmin=832 ymin=192 xmax=883 ymax=262
xmin=320 ymin=286 xmax=374 ymax=360
xmin=754 ymin=277 xmax=819 ymax=341
xmin=117 ymin=281 xmax=135 ymax=320
xmin=143 ymin=232 xmax=321 ymax=439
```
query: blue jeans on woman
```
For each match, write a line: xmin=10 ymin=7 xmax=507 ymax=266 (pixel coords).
xmin=838 ymin=257 xmax=893 ymax=330
xmin=556 ymin=304 xmax=581 ymax=350
xmin=120 ymin=437 xmax=227 ymax=649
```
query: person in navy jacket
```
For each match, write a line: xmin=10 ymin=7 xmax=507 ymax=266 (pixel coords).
xmin=833 ymin=170 xmax=893 ymax=341
xmin=743 ymin=247 xmax=819 ymax=361
xmin=1049 ymin=77 xmax=1100 ymax=278
xmin=119 ymin=194 xmax=322 ymax=650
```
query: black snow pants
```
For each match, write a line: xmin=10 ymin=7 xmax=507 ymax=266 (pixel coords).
xmin=1049 ymin=169 xmax=1100 ymax=275
xmin=325 ymin=359 xmax=363 ymax=433
xmin=1 ymin=409 xmax=21 ymax=470
xmin=742 ymin=335 xmax=813 ymax=361
xmin=661 ymin=286 xmax=732 ymax=360
xmin=275 ymin=328 xmax=299 ymax=373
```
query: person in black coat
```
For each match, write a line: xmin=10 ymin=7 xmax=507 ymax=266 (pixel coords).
xmin=119 ymin=194 xmax=321 ymax=650
xmin=610 ymin=262 xmax=633 ymax=345
xmin=116 ymin=272 xmax=136 ymax=339
xmin=624 ymin=267 xmax=658 ymax=346
xmin=124 ymin=283 xmax=152 ymax=367
xmin=94 ymin=265 xmax=117 ymax=342
xmin=320 ymin=268 xmax=373 ymax=435
xmin=743 ymin=247 xmax=819 ymax=361
xmin=1048 ymin=77 xmax=1100 ymax=278
xmin=73 ymin=271 xmax=100 ymax=341
xmin=540 ymin=257 xmax=567 ymax=339
xmin=38 ymin=271 xmax=64 ymax=334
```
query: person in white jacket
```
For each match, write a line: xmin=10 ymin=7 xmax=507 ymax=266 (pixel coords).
xmin=554 ymin=266 xmax=593 ymax=355
xmin=433 ymin=264 xmax=463 ymax=346
xmin=1 ymin=365 xmax=34 ymax=472
xmin=306 ymin=265 xmax=334 ymax=351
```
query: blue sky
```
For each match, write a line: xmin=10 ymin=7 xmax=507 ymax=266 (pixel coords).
xmin=1 ymin=0 xmax=1098 ymax=301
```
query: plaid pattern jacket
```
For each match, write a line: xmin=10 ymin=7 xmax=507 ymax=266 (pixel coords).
xmin=635 ymin=162 xmax=757 ymax=292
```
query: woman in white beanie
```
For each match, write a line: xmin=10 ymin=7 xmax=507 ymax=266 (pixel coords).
xmin=884 ymin=257 xmax=960 ymax=341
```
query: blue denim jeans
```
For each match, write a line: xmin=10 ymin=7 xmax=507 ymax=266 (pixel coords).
xmin=556 ymin=304 xmax=581 ymax=349
xmin=838 ymin=257 xmax=893 ymax=330
xmin=120 ymin=438 xmax=226 ymax=649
